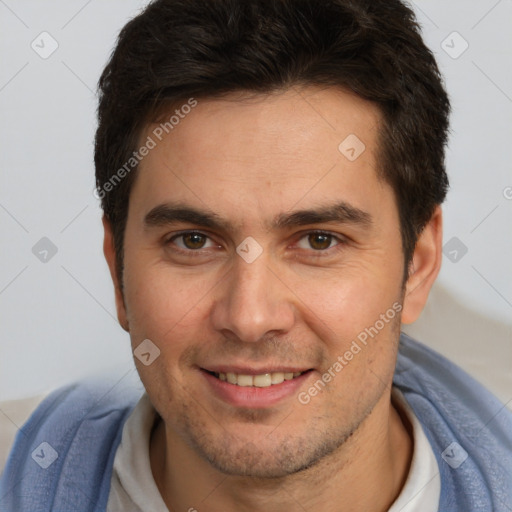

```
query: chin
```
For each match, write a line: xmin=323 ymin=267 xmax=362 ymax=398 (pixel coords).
xmin=185 ymin=423 xmax=353 ymax=479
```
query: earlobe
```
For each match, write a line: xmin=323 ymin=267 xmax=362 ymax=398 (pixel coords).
xmin=401 ymin=206 xmax=443 ymax=324
xmin=102 ymin=217 xmax=130 ymax=332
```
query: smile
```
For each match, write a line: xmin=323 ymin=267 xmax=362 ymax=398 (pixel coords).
xmin=201 ymin=368 xmax=314 ymax=407
xmin=213 ymin=371 xmax=306 ymax=387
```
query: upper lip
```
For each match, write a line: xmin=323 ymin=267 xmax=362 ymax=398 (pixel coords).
xmin=201 ymin=365 xmax=312 ymax=375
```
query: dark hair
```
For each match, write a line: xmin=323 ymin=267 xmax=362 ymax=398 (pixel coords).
xmin=95 ymin=0 xmax=450 ymax=286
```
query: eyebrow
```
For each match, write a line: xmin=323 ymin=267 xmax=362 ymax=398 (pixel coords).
xmin=143 ymin=201 xmax=372 ymax=231
xmin=274 ymin=202 xmax=372 ymax=229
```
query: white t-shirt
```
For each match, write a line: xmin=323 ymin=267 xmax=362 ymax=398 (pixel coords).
xmin=388 ymin=389 xmax=441 ymax=512
xmin=107 ymin=388 xmax=441 ymax=511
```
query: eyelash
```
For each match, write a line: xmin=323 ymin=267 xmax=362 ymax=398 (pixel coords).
xmin=164 ymin=230 xmax=347 ymax=257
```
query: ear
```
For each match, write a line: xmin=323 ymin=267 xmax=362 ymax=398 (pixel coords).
xmin=102 ymin=216 xmax=129 ymax=331
xmin=401 ymin=206 xmax=443 ymax=324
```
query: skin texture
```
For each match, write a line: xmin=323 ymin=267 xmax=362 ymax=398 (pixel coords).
xmin=103 ymin=86 xmax=443 ymax=511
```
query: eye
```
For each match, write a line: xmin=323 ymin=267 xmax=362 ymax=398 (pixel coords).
xmin=296 ymin=232 xmax=341 ymax=251
xmin=170 ymin=231 xmax=217 ymax=250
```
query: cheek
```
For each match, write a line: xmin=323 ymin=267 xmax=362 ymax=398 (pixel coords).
xmin=122 ymin=257 xmax=217 ymax=343
xmin=288 ymin=261 xmax=402 ymax=338
xmin=123 ymin=263 xmax=217 ymax=392
xmin=286 ymin=261 xmax=403 ymax=389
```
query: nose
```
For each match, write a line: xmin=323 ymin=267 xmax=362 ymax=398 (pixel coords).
xmin=210 ymin=253 xmax=295 ymax=343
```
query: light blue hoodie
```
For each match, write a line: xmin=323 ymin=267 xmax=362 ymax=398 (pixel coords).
xmin=1 ymin=334 xmax=511 ymax=511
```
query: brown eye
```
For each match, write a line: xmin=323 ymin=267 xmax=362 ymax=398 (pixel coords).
xmin=182 ymin=232 xmax=207 ymax=249
xmin=308 ymin=233 xmax=333 ymax=250
xmin=166 ymin=231 xmax=220 ymax=257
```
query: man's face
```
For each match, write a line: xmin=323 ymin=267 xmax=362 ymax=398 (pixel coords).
xmin=117 ymin=87 xmax=406 ymax=477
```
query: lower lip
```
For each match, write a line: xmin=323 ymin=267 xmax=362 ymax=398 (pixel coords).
xmin=201 ymin=369 xmax=312 ymax=408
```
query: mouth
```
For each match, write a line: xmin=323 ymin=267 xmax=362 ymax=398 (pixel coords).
xmin=200 ymin=366 xmax=314 ymax=408
xmin=205 ymin=370 xmax=310 ymax=388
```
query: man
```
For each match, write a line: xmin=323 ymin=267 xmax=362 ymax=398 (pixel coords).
xmin=1 ymin=0 xmax=511 ymax=510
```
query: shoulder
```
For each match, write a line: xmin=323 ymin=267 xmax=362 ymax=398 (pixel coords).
xmin=0 ymin=395 xmax=47 ymax=476
xmin=395 ymin=333 xmax=511 ymax=420
xmin=0 ymin=372 xmax=144 ymax=511
xmin=394 ymin=333 xmax=512 ymax=510
xmin=394 ymin=332 xmax=512 ymax=441
xmin=12 ymin=374 xmax=143 ymax=452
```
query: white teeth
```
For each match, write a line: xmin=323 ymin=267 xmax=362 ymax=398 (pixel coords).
xmin=237 ymin=374 xmax=254 ymax=387
xmin=216 ymin=371 xmax=304 ymax=387
xmin=271 ymin=372 xmax=285 ymax=385
xmin=253 ymin=374 xmax=272 ymax=387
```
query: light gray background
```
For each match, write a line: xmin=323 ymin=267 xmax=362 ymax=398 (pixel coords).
xmin=1 ymin=1 xmax=511 ymax=408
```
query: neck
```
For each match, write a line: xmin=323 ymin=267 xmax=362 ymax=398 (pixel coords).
xmin=150 ymin=390 xmax=413 ymax=512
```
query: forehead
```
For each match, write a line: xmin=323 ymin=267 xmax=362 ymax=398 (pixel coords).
xmin=131 ymin=86 xmax=392 ymax=228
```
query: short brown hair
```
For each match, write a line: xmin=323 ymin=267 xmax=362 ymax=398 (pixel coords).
xmin=95 ymin=0 xmax=450 ymax=285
